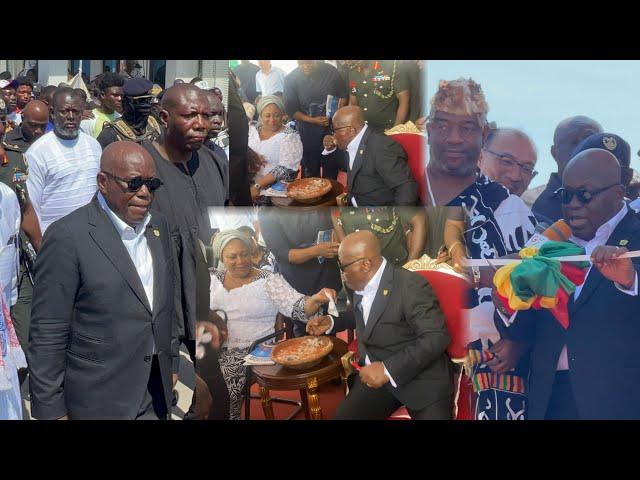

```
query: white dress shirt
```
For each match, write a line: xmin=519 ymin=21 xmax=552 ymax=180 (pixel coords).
xmin=346 ymin=123 xmax=368 ymax=171
xmin=346 ymin=123 xmax=369 ymax=207
xmin=26 ymin=131 xmax=102 ymax=233
xmin=498 ymin=203 xmax=637 ymax=371
xmin=353 ymin=257 xmax=398 ymax=387
xmin=0 ymin=183 xmax=20 ymax=306
xmin=97 ymin=192 xmax=154 ymax=311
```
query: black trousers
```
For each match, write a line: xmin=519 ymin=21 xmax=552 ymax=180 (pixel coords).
xmin=334 ymin=375 xmax=452 ymax=420
xmin=544 ymin=371 xmax=580 ymax=420
xmin=136 ymin=356 xmax=168 ymax=420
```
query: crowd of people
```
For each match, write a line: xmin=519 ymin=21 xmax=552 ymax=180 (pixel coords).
xmin=0 ymin=65 xmax=228 ymax=419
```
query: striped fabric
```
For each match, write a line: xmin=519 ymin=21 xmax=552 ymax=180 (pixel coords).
xmin=472 ymin=372 xmax=525 ymax=394
xmin=26 ymin=131 xmax=101 ymax=233
xmin=467 ymin=348 xmax=526 ymax=394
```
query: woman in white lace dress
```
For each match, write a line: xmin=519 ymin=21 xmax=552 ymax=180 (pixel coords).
xmin=248 ymin=95 xmax=303 ymax=202
xmin=210 ymin=230 xmax=336 ymax=420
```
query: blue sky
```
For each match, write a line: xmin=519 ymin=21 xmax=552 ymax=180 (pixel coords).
xmin=426 ymin=61 xmax=640 ymax=188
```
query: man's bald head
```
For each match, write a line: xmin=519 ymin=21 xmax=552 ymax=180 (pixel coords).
xmin=479 ymin=128 xmax=538 ymax=196
xmin=159 ymin=83 xmax=212 ymax=154
xmin=562 ymin=148 xmax=625 ymax=241
xmin=332 ymin=106 xmax=366 ymax=150
xmin=160 ymin=83 xmax=208 ymax=112
xmin=552 ymin=116 xmax=603 ymax=175
xmin=338 ymin=230 xmax=383 ymax=291
xmin=340 ymin=230 xmax=381 ymax=258
xmin=100 ymin=141 xmax=154 ymax=173
xmin=98 ymin=141 xmax=158 ymax=227
xmin=21 ymin=100 xmax=49 ymax=142
xmin=333 ymin=105 xmax=365 ymax=130
xmin=22 ymin=100 xmax=49 ymax=122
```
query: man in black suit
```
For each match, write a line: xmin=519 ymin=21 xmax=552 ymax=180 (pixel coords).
xmin=327 ymin=105 xmax=418 ymax=206
xmin=28 ymin=142 xmax=178 ymax=420
xmin=494 ymin=149 xmax=640 ymax=419
xmin=333 ymin=231 xmax=452 ymax=420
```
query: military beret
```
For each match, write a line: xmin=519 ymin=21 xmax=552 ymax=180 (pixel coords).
xmin=572 ymin=132 xmax=631 ymax=167
xmin=123 ymin=77 xmax=153 ymax=97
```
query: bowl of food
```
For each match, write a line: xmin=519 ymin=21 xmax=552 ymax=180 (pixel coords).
xmin=271 ymin=336 xmax=334 ymax=370
xmin=286 ymin=178 xmax=333 ymax=204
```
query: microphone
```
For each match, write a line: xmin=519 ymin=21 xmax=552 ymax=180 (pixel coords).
xmin=525 ymin=219 xmax=572 ymax=249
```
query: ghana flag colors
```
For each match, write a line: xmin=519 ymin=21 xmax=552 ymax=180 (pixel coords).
xmin=493 ymin=241 xmax=591 ymax=329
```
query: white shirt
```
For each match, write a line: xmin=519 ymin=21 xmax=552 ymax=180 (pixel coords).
xmin=97 ymin=192 xmax=154 ymax=311
xmin=346 ymin=123 xmax=368 ymax=171
xmin=26 ymin=131 xmax=102 ymax=234
xmin=255 ymin=67 xmax=286 ymax=96
xmin=498 ymin=203 xmax=638 ymax=371
xmin=346 ymin=124 xmax=369 ymax=207
xmin=354 ymin=257 xmax=397 ymax=387
xmin=0 ymin=183 xmax=20 ymax=306
xmin=247 ymin=125 xmax=303 ymax=178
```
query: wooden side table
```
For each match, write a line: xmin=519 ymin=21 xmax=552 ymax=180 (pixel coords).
xmin=251 ymin=337 xmax=348 ymax=420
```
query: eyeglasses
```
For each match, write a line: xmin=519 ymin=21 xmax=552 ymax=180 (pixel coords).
xmin=484 ymin=148 xmax=538 ymax=178
xmin=554 ymin=183 xmax=620 ymax=204
xmin=331 ymin=125 xmax=353 ymax=134
xmin=103 ymin=171 xmax=164 ymax=193
xmin=337 ymin=257 xmax=366 ymax=272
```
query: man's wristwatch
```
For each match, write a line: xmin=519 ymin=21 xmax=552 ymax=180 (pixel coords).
xmin=253 ymin=183 xmax=261 ymax=191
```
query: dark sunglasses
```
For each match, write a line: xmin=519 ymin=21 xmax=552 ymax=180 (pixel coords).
xmin=337 ymin=257 xmax=366 ymax=272
xmin=554 ymin=183 xmax=620 ymax=205
xmin=128 ymin=95 xmax=153 ymax=105
xmin=103 ymin=171 xmax=164 ymax=192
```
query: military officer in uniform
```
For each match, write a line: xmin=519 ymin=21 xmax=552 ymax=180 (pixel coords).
xmin=97 ymin=78 xmax=162 ymax=149
xmin=0 ymin=99 xmax=48 ymax=351
xmin=347 ymin=60 xmax=411 ymax=132
xmin=331 ymin=207 xmax=427 ymax=266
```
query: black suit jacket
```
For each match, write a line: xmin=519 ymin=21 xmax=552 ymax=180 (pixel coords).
xmin=497 ymin=210 xmax=640 ymax=419
xmin=28 ymin=196 xmax=178 ymax=420
xmin=351 ymin=262 xmax=452 ymax=410
xmin=341 ymin=128 xmax=418 ymax=206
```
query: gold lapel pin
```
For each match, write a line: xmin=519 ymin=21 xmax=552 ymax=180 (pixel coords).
xmin=153 ymin=229 xmax=160 ymax=237
xmin=619 ymin=239 xmax=629 ymax=246
xmin=383 ymin=289 xmax=389 ymax=296
xmin=359 ymin=149 xmax=364 ymax=155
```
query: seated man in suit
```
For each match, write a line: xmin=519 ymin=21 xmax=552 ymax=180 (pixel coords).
xmin=493 ymin=148 xmax=640 ymax=419
xmin=323 ymin=105 xmax=419 ymax=206
xmin=29 ymin=141 xmax=179 ymax=420
xmin=333 ymin=230 xmax=452 ymax=420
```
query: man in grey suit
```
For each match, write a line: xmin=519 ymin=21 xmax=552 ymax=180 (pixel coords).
xmin=334 ymin=231 xmax=453 ymax=420
xmin=28 ymin=141 xmax=179 ymax=420
xmin=325 ymin=105 xmax=418 ymax=206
